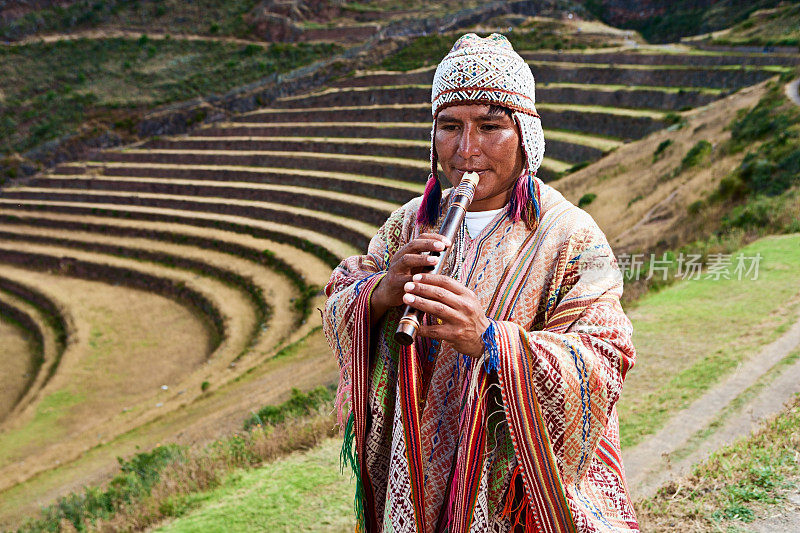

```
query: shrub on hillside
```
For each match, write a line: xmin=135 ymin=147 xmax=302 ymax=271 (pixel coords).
xmin=729 ymin=90 xmax=791 ymax=151
xmin=17 ymin=444 xmax=185 ymax=532
xmin=681 ymin=140 xmax=713 ymax=170
xmin=718 ymin=82 xmax=800 ymax=200
xmin=243 ymin=385 xmax=335 ymax=430
xmin=578 ymin=193 xmax=597 ymax=208
xmin=653 ymin=139 xmax=673 ymax=162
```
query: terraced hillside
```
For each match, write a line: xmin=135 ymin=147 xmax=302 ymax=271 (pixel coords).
xmin=3 ymin=45 xmax=797 ymax=255
xmin=1 ymin=29 xmax=799 ymax=527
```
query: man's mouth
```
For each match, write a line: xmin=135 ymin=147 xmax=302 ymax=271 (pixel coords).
xmin=454 ymin=168 xmax=488 ymax=177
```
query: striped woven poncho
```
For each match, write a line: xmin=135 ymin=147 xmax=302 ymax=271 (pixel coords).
xmin=322 ymin=177 xmax=639 ymax=533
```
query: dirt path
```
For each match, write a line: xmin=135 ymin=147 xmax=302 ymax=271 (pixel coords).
xmin=749 ymin=487 xmax=800 ymax=532
xmin=785 ymin=77 xmax=800 ymax=107
xmin=626 ymin=309 xmax=800 ymax=498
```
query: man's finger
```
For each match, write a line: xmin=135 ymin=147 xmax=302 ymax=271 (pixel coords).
xmin=417 ymin=323 xmax=451 ymax=342
xmin=409 ymin=273 xmax=470 ymax=295
xmin=403 ymin=280 xmax=462 ymax=309
xmin=417 ymin=233 xmax=452 ymax=247
xmin=401 ymin=292 xmax=457 ymax=322
xmin=400 ymin=234 xmax=452 ymax=255
xmin=398 ymin=253 xmax=439 ymax=271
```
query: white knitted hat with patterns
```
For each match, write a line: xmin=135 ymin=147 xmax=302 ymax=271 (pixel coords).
xmin=430 ymin=32 xmax=545 ymax=176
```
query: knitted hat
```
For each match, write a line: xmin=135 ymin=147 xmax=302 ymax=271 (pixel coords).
xmin=418 ymin=33 xmax=545 ymax=230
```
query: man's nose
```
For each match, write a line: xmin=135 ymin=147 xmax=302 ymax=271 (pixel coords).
xmin=456 ymin=126 xmax=481 ymax=159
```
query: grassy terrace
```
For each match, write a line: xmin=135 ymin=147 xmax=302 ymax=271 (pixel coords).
xmin=24 ymin=175 xmax=402 ymax=221
xmin=0 ymin=37 xmax=340 ymax=160
xmin=0 ymin=198 xmax=359 ymax=262
xmin=0 ymin=290 xmax=44 ymax=420
xmin=0 ymin=277 xmax=69 ymax=422
xmin=540 ymin=82 xmax=724 ymax=95
xmin=373 ymin=20 xmax=621 ymax=72
xmin=236 ymin=102 xmax=665 ymax=119
xmin=0 ymin=185 xmax=379 ymax=251
xmin=529 ymin=60 xmax=792 ymax=73
xmin=0 ymin=0 xmax=261 ymax=41
xmin=0 ymin=192 xmax=341 ymax=490
xmin=0 ymin=249 xmax=235 ymax=471
xmin=537 ymin=103 xmax=666 ymax=119
xmin=57 ymin=160 xmax=424 ymax=195
xmin=0 ymin=209 xmax=333 ymax=289
xmin=520 ymin=47 xmax=800 ymax=63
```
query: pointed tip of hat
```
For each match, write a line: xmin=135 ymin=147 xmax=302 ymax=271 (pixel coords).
xmin=449 ymin=32 xmax=514 ymax=54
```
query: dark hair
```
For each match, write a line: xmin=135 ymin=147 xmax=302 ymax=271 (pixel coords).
xmin=487 ymin=104 xmax=513 ymax=117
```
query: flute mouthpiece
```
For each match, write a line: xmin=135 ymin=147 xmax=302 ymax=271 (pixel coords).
xmin=462 ymin=171 xmax=480 ymax=186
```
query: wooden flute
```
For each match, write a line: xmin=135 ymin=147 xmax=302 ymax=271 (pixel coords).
xmin=394 ymin=171 xmax=481 ymax=346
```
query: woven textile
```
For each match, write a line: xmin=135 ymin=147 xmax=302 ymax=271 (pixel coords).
xmin=322 ymin=178 xmax=640 ymax=532
xmin=430 ymin=33 xmax=545 ymax=176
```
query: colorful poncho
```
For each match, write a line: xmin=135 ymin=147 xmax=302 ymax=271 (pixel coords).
xmin=322 ymin=178 xmax=639 ymax=532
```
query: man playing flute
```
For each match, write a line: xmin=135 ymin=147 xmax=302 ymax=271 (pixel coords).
xmin=322 ymin=33 xmax=639 ymax=532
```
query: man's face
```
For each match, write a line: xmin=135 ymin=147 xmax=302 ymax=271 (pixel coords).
xmin=434 ymin=104 xmax=525 ymax=212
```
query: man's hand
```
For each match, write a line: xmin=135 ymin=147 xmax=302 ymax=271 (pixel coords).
xmin=370 ymin=233 xmax=451 ymax=326
xmin=401 ymin=273 xmax=490 ymax=358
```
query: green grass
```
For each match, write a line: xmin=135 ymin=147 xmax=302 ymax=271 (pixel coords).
xmin=155 ymin=439 xmax=354 ymax=532
xmin=712 ymin=4 xmax=800 ymax=47
xmin=0 ymin=389 xmax=84 ymax=466
xmin=0 ymin=37 xmax=340 ymax=158
xmin=541 ymin=82 xmax=724 ymax=95
xmin=537 ymin=103 xmax=667 ymax=119
xmin=0 ymin=0 xmax=259 ymax=41
xmin=680 ymin=139 xmax=713 ymax=169
xmin=618 ymin=233 xmax=800 ymax=448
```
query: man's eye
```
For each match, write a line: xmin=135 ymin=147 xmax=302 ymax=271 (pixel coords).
xmin=481 ymin=124 xmax=501 ymax=131
xmin=440 ymin=124 xmax=459 ymax=131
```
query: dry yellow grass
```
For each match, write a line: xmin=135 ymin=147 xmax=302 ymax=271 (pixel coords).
xmin=555 ymin=79 xmax=771 ymax=254
xmin=0 ymin=326 xmax=338 ymax=528
xmin=0 ymin=238 xmax=259 ymax=492
xmin=0 ymin=309 xmax=34 ymax=419
xmin=0 ymin=209 xmax=334 ymax=286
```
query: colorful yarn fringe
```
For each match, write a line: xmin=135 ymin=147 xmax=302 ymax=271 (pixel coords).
xmin=500 ymin=464 xmax=537 ymax=532
xmin=507 ymin=170 xmax=541 ymax=230
xmin=340 ymin=412 xmax=367 ymax=533
xmin=481 ymin=318 xmax=499 ymax=373
xmin=417 ymin=173 xmax=442 ymax=226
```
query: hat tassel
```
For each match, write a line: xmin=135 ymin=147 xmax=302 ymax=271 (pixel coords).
xmin=417 ymin=173 xmax=442 ymax=226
